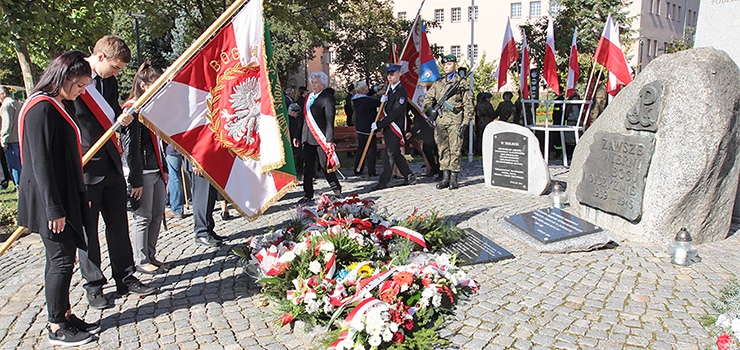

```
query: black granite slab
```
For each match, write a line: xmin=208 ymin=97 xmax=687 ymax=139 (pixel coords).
xmin=504 ymin=208 xmax=603 ymax=244
xmin=438 ymin=228 xmax=514 ymax=266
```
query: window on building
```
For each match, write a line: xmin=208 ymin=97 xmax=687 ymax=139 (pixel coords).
xmin=666 ymin=2 xmax=671 ymax=19
xmin=678 ymin=6 xmax=682 ymax=21
xmin=451 ymin=7 xmax=462 ymax=23
xmin=653 ymin=40 xmax=658 ymax=56
xmin=451 ymin=45 xmax=461 ymax=59
xmin=511 ymin=3 xmax=522 ymax=18
xmin=468 ymin=6 xmax=479 ymax=21
xmin=656 ymin=0 xmax=661 ymax=15
xmin=328 ymin=51 xmax=335 ymax=64
xmin=530 ymin=1 xmax=541 ymax=16
xmin=646 ymin=40 xmax=652 ymax=57
xmin=550 ymin=1 xmax=562 ymax=15
xmin=434 ymin=9 xmax=444 ymax=23
xmin=398 ymin=12 xmax=406 ymax=20
xmin=673 ymin=4 xmax=677 ymax=20
xmin=467 ymin=44 xmax=479 ymax=61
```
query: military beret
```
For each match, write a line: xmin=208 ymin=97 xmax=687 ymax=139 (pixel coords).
xmin=442 ymin=54 xmax=457 ymax=63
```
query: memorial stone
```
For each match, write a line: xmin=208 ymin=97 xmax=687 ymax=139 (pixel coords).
xmin=503 ymin=208 xmax=614 ymax=253
xmin=438 ymin=228 xmax=513 ymax=266
xmin=567 ymin=48 xmax=740 ymax=244
xmin=483 ymin=121 xmax=550 ymax=195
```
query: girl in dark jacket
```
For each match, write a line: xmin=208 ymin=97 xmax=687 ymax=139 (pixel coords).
xmin=17 ymin=50 xmax=99 ymax=346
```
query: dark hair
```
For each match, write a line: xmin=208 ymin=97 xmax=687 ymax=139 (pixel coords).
xmin=503 ymin=91 xmax=513 ymax=100
xmin=0 ymin=86 xmax=9 ymax=96
xmin=128 ymin=61 xmax=162 ymax=100
xmin=32 ymin=50 xmax=91 ymax=97
xmin=93 ymin=35 xmax=132 ymax=63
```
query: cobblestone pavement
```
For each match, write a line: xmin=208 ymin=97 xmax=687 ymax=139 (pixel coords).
xmin=1 ymin=161 xmax=739 ymax=349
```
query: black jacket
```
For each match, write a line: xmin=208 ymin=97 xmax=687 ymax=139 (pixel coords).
xmin=72 ymin=76 xmax=123 ymax=185
xmin=120 ymin=113 xmax=165 ymax=188
xmin=352 ymin=95 xmax=381 ymax=135
xmin=17 ymin=100 xmax=88 ymax=248
xmin=301 ymin=88 xmax=336 ymax=145
xmin=376 ymin=83 xmax=408 ymax=142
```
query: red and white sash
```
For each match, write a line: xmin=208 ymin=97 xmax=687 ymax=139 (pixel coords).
xmin=122 ymin=100 xmax=165 ymax=178
xmin=79 ymin=80 xmax=121 ymax=154
xmin=18 ymin=92 xmax=83 ymax=166
xmin=382 ymin=86 xmax=406 ymax=146
xmin=304 ymin=91 xmax=340 ymax=172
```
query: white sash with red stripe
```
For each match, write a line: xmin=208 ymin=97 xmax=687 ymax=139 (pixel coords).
xmin=123 ymin=100 xmax=165 ymax=178
xmin=18 ymin=92 xmax=83 ymax=166
xmin=381 ymin=109 xmax=406 ymax=147
xmin=79 ymin=80 xmax=121 ymax=154
xmin=304 ymin=91 xmax=340 ymax=172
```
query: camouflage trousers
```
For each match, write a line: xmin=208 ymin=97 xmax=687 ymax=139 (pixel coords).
xmin=434 ymin=123 xmax=463 ymax=172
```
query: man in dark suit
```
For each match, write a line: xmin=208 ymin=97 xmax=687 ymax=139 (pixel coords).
xmin=294 ymin=71 xmax=341 ymax=204
xmin=371 ymin=63 xmax=416 ymax=190
xmin=75 ymin=35 xmax=155 ymax=309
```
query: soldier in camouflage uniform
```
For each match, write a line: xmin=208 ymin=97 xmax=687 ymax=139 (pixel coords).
xmin=423 ymin=54 xmax=474 ymax=190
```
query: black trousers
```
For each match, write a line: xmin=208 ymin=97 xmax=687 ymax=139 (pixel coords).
xmin=353 ymin=133 xmax=377 ymax=175
xmin=41 ymin=234 xmax=76 ymax=323
xmin=192 ymin=174 xmax=217 ymax=240
xmin=378 ymin=134 xmax=412 ymax=187
xmin=78 ymin=170 xmax=136 ymax=293
xmin=413 ymin=122 xmax=439 ymax=174
xmin=302 ymin=143 xmax=341 ymax=198
xmin=0 ymin=146 xmax=10 ymax=186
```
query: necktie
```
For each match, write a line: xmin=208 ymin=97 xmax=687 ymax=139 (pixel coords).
xmin=95 ymin=76 xmax=103 ymax=94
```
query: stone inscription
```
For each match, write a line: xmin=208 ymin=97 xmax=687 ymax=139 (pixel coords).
xmin=491 ymin=132 xmax=529 ymax=190
xmin=504 ymin=208 xmax=603 ymax=244
xmin=711 ymin=0 xmax=739 ymax=4
xmin=438 ymin=228 xmax=514 ymax=266
xmin=576 ymin=132 xmax=654 ymax=222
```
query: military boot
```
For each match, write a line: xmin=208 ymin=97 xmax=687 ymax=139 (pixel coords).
xmin=449 ymin=172 xmax=460 ymax=190
xmin=436 ymin=171 xmax=450 ymax=189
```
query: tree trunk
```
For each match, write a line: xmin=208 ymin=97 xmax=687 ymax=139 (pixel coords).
xmin=14 ymin=40 xmax=34 ymax=94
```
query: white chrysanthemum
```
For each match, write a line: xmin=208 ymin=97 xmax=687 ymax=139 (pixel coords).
xmin=322 ymin=296 xmax=334 ymax=313
xmin=389 ymin=322 xmax=399 ymax=333
xmin=436 ymin=254 xmax=451 ymax=266
xmin=382 ymin=329 xmax=393 ymax=342
xmin=353 ymin=342 xmax=366 ymax=350
xmin=278 ymin=251 xmax=296 ymax=263
xmin=309 ymin=261 xmax=322 ymax=274
xmin=368 ymin=335 xmax=382 ymax=347
xmin=432 ymin=292 xmax=442 ymax=307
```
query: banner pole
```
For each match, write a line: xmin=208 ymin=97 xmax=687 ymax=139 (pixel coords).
xmin=356 ymin=102 xmax=386 ymax=173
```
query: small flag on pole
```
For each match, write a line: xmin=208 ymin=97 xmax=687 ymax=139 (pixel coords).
xmin=594 ymin=14 xmax=633 ymax=96
xmin=494 ymin=17 xmax=518 ymax=91
xmin=543 ymin=15 xmax=560 ymax=95
xmin=566 ymin=27 xmax=580 ymax=98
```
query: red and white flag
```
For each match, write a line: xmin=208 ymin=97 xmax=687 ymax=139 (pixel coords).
xmin=494 ymin=17 xmax=518 ymax=91
xmin=543 ymin=15 xmax=559 ymax=95
xmin=519 ymin=29 xmax=530 ymax=99
xmin=594 ymin=14 xmax=633 ymax=96
xmin=398 ymin=15 xmax=440 ymax=126
xmin=566 ymin=27 xmax=580 ymax=98
xmin=138 ymin=0 xmax=296 ymax=218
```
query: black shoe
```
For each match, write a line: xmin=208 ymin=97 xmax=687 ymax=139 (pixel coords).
xmin=210 ymin=232 xmax=227 ymax=241
xmin=436 ymin=171 xmax=450 ymax=189
xmin=195 ymin=236 xmax=222 ymax=247
xmin=403 ymin=173 xmax=417 ymax=186
xmin=67 ymin=314 xmax=100 ymax=334
xmin=433 ymin=171 xmax=443 ymax=181
xmin=449 ymin=172 xmax=460 ymax=190
xmin=370 ymin=183 xmax=387 ymax=191
xmin=220 ymin=211 xmax=231 ymax=220
xmin=368 ymin=173 xmax=377 ymax=177
xmin=297 ymin=196 xmax=312 ymax=205
xmin=48 ymin=322 xmax=93 ymax=347
xmin=119 ymin=279 xmax=157 ymax=296
xmin=86 ymin=291 xmax=110 ymax=310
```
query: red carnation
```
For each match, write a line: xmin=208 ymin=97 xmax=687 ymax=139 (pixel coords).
xmin=392 ymin=332 xmax=405 ymax=343
xmin=718 ymin=333 xmax=733 ymax=350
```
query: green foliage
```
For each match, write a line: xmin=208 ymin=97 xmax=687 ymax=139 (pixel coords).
xmin=471 ymin=53 xmax=498 ymax=96
xmin=666 ymin=28 xmax=695 ymax=54
xmin=713 ymin=278 xmax=740 ymax=315
xmin=396 ymin=209 xmax=465 ymax=251
xmin=518 ymin=0 xmax=636 ymax=94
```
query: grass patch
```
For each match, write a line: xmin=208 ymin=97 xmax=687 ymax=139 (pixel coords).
xmin=0 ymin=183 xmax=18 ymax=233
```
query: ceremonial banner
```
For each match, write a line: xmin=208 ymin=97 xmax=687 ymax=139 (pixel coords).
xmin=543 ymin=15 xmax=560 ymax=95
xmin=519 ymin=30 xmax=530 ymax=99
xmin=138 ymin=0 xmax=296 ymax=218
xmin=495 ymin=18 xmax=518 ymax=91
xmin=398 ymin=15 xmax=440 ymax=112
xmin=594 ymin=14 xmax=633 ymax=96
xmin=566 ymin=27 xmax=580 ymax=98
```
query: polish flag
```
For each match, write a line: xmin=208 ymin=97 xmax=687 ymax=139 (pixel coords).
xmin=494 ymin=18 xmax=518 ymax=91
xmin=543 ymin=15 xmax=559 ymax=95
xmin=566 ymin=27 xmax=580 ymax=98
xmin=519 ymin=29 xmax=530 ymax=99
xmin=138 ymin=0 xmax=296 ymax=218
xmin=594 ymin=14 xmax=633 ymax=96
xmin=398 ymin=15 xmax=440 ymax=119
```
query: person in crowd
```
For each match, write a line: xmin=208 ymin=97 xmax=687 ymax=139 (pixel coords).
xmin=495 ymin=91 xmax=518 ymax=125
xmin=588 ymin=81 xmax=607 ymax=127
xmin=296 ymin=86 xmax=308 ymax=110
xmin=351 ymin=81 xmax=380 ymax=177
xmin=423 ymin=54 xmax=473 ymax=190
xmin=474 ymin=92 xmax=495 ymax=155
xmin=295 ymin=72 xmax=341 ymax=204
xmin=284 ymin=87 xmax=294 ymax=107
xmin=218 ymin=194 xmax=231 ymax=220
xmin=164 ymin=143 xmax=185 ymax=218
xmin=0 ymin=86 xmax=22 ymax=187
xmin=120 ymin=61 xmax=168 ymax=275
xmin=371 ymin=63 xmax=416 ymax=190
xmin=407 ymin=103 xmax=440 ymax=179
xmin=344 ymin=83 xmax=354 ymax=127
xmin=192 ymin=165 xmax=224 ymax=247
xmin=18 ymin=50 xmax=101 ymax=346
xmin=288 ymin=103 xmax=304 ymax=179
xmin=73 ymin=35 xmax=155 ymax=310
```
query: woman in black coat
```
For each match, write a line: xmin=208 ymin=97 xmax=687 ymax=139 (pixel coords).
xmin=17 ymin=50 xmax=99 ymax=346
